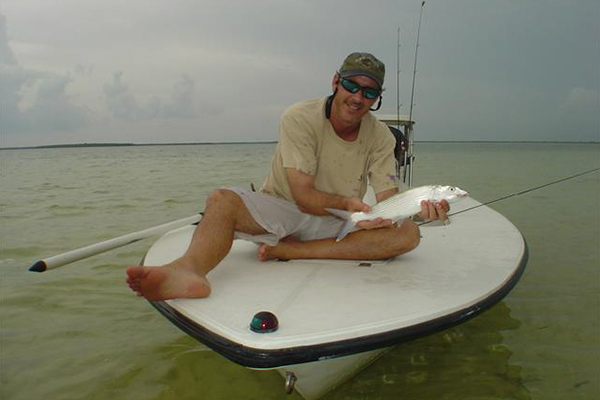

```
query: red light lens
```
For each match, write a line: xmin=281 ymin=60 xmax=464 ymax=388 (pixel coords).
xmin=250 ymin=311 xmax=278 ymax=333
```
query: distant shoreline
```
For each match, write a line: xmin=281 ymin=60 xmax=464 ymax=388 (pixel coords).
xmin=0 ymin=141 xmax=277 ymax=150
xmin=1 ymin=140 xmax=598 ymax=150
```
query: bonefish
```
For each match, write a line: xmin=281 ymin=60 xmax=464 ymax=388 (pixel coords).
xmin=326 ymin=185 xmax=469 ymax=241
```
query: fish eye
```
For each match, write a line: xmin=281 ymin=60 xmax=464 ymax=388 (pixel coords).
xmin=450 ymin=187 xmax=455 ymax=191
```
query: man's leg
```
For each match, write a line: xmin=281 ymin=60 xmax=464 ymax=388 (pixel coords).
xmin=126 ymin=189 xmax=268 ymax=300
xmin=258 ymin=219 xmax=420 ymax=261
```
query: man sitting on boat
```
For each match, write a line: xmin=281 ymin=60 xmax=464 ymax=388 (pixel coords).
xmin=126 ymin=52 xmax=449 ymax=301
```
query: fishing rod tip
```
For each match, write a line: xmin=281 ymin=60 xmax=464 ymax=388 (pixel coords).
xmin=29 ymin=261 xmax=47 ymax=273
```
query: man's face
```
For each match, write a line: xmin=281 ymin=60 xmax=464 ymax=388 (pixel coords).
xmin=331 ymin=74 xmax=380 ymax=125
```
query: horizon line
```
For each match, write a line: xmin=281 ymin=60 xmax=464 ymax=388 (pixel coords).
xmin=1 ymin=140 xmax=599 ymax=150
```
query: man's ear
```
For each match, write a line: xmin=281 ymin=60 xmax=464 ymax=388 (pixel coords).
xmin=331 ymin=73 xmax=340 ymax=92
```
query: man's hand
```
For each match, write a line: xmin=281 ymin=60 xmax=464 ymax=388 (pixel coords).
xmin=346 ymin=197 xmax=394 ymax=230
xmin=419 ymin=199 xmax=450 ymax=221
xmin=346 ymin=197 xmax=370 ymax=213
xmin=357 ymin=218 xmax=394 ymax=230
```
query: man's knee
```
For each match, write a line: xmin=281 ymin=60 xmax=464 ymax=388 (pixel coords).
xmin=392 ymin=219 xmax=420 ymax=256
xmin=206 ymin=189 xmax=243 ymax=211
xmin=205 ymin=189 xmax=266 ymax=235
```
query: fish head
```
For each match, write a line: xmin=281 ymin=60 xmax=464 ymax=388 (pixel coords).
xmin=435 ymin=185 xmax=469 ymax=202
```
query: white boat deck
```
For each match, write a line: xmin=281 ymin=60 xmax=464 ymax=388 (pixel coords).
xmin=144 ymin=197 xmax=526 ymax=368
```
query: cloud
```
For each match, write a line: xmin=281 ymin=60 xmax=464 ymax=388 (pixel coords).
xmin=28 ymin=74 xmax=89 ymax=130
xmin=163 ymin=74 xmax=195 ymax=118
xmin=0 ymin=13 xmax=88 ymax=137
xmin=103 ymin=72 xmax=200 ymax=120
xmin=0 ymin=14 xmax=17 ymax=66
xmin=559 ymin=87 xmax=600 ymax=117
xmin=2 ymin=2 xmax=598 ymax=145
xmin=103 ymin=71 xmax=143 ymax=120
xmin=558 ymin=87 xmax=600 ymax=140
xmin=74 ymin=63 xmax=94 ymax=77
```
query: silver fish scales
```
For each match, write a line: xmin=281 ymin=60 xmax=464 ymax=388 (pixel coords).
xmin=326 ymin=185 xmax=469 ymax=241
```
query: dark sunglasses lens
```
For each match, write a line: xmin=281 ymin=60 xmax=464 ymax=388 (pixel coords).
xmin=363 ymin=88 xmax=380 ymax=99
xmin=341 ymin=79 xmax=380 ymax=99
xmin=341 ymin=79 xmax=360 ymax=93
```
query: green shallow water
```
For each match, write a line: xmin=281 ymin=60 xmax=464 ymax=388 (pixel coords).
xmin=1 ymin=143 xmax=598 ymax=400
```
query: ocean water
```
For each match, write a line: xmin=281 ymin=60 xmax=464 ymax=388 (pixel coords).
xmin=1 ymin=142 xmax=599 ymax=400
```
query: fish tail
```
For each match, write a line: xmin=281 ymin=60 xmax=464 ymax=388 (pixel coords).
xmin=325 ymin=208 xmax=356 ymax=242
xmin=335 ymin=220 xmax=356 ymax=242
xmin=325 ymin=208 xmax=352 ymax=220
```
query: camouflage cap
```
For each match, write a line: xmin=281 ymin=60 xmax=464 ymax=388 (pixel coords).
xmin=338 ymin=52 xmax=385 ymax=88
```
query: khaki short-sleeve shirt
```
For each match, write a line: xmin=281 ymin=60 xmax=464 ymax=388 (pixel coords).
xmin=261 ymin=98 xmax=398 ymax=203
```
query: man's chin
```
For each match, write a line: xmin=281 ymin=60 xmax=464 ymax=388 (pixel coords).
xmin=342 ymin=107 xmax=367 ymax=123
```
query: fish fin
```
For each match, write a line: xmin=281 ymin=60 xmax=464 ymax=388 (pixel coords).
xmin=391 ymin=215 xmax=409 ymax=224
xmin=325 ymin=208 xmax=352 ymax=220
xmin=325 ymin=208 xmax=356 ymax=241
xmin=335 ymin=220 xmax=356 ymax=242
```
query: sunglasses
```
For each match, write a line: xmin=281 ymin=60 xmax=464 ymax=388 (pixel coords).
xmin=339 ymin=77 xmax=381 ymax=100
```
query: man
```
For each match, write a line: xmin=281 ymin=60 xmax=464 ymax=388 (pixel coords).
xmin=126 ymin=52 xmax=448 ymax=301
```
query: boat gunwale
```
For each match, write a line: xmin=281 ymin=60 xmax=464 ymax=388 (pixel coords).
xmin=148 ymin=238 xmax=528 ymax=369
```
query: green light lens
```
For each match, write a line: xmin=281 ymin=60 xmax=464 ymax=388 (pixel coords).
xmin=250 ymin=311 xmax=279 ymax=333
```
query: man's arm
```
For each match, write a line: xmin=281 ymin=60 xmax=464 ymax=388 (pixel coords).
xmin=285 ymin=168 xmax=369 ymax=216
xmin=287 ymin=167 xmax=448 ymax=223
xmin=375 ymin=187 xmax=398 ymax=203
xmin=286 ymin=168 xmax=396 ymax=231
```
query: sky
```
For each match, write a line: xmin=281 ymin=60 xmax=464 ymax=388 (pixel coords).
xmin=1 ymin=0 xmax=598 ymax=147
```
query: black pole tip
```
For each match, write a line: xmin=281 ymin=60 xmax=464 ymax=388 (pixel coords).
xmin=29 ymin=261 xmax=47 ymax=273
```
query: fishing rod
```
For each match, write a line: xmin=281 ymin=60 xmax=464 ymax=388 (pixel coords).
xmin=396 ymin=25 xmax=402 ymax=133
xmin=396 ymin=25 xmax=410 ymax=181
xmin=405 ymin=1 xmax=425 ymax=187
xmin=419 ymin=167 xmax=600 ymax=226
xmin=29 ymin=214 xmax=203 ymax=272
xmin=408 ymin=1 xmax=425 ymax=127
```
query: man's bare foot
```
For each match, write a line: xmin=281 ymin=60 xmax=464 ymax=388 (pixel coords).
xmin=257 ymin=236 xmax=300 ymax=261
xmin=258 ymin=243 xmax=280 ymax=261
xmin=125 ymin=260 xmax=211 ymax=301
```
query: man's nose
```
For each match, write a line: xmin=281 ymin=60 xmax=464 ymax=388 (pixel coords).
xmin=348 ymin=90 xmax=364 ymax=102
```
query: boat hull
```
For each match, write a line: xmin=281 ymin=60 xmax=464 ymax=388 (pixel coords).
xmin=276 ymin=348 xmax=390 ymax=399
xmin=144 ymin=197 xmax=527 ymax=398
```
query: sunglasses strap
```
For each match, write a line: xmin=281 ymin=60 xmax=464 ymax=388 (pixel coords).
xmin=325 ymin=89 xmax=337 ymax=119
xmin=369 ymin=96 xmax=383 ymax=112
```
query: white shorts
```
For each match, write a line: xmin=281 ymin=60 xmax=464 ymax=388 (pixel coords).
xmin=225 ymin=187 xmax=348 ymax=246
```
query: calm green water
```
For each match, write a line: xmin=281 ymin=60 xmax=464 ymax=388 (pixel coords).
xmin=1 ymin=143 xmax=599 ymax=400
